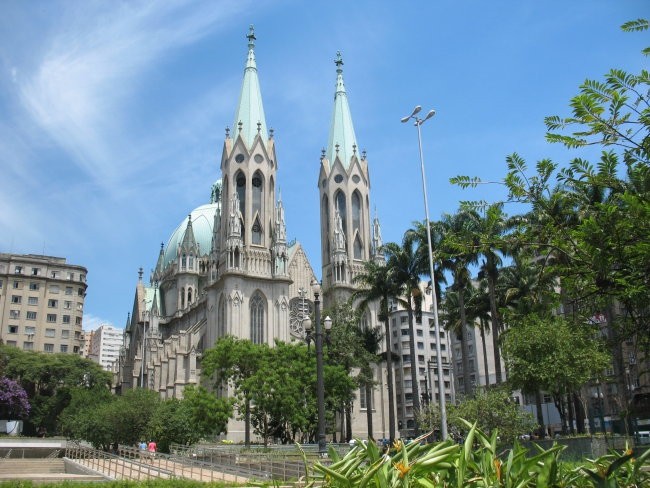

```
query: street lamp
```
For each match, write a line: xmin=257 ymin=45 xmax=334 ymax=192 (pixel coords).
xmin=401 ymin=105 xmax=448 ymax=440
xmin=303 ymin=280 xmax=332 ymax=456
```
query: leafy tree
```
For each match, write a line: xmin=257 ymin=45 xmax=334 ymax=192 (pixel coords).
xmin=181 ymin=384 xmax=233 ymax=441
xmin=201 ymin=336 xmax=265 ymax=446
xmin=0 ymin=344 xmax=111 ymax=435
xmin=417 ymin=386 xmax=536 ymax=444
xmin=0 ymin=376 xmax=30 ymax=419
xmin=501 ymin=314 xmax=611 ymax=434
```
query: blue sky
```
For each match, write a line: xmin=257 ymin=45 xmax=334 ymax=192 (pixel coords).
xmin=1 ymin=0 xmax=647 ymax=331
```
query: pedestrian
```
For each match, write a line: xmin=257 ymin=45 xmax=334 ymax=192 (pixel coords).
xmin=147 ymin=439 xmax=157 ymax=462
xmin=138 ymin=440 xmax=147 ymax=461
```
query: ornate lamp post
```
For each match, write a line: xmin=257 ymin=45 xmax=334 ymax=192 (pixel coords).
xmin=303 ymin=280 xmax=332 ymax=456
xmin=401 ymin=105 xmax=448 ymax=440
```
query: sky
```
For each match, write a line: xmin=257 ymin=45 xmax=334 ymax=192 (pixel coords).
xmin=1 ymin=0 xmax=647 ymax=331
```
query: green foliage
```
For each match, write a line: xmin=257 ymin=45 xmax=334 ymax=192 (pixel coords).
xmin=0 ymin=344 xmax=111 ymax=435
xmin=307 ymin=422 xmax=650 ymax=487
xmin=502 ymin=314 xmax=611 ymax=400
xmin=419 ymin=387 xmax=536 ymax=443
xmin=181 ymin=384 xmax=233 ymax=439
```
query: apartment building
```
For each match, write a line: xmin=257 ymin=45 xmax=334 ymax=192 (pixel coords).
xmin=0 ymin=253 xmax=87 ymax=354
xmin=89 ymin=324 xmax=123 ymax=370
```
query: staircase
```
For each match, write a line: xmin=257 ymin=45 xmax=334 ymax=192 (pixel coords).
xmin=0 ymin=458 xmax=106 ymax=482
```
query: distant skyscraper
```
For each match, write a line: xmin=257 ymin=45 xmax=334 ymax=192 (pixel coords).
xmin=89 ymin=324 xmax=123 ymax=370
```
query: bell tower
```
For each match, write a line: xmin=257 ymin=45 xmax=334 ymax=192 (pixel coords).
xmin=318 ymin=52 xmax=375 ymax=307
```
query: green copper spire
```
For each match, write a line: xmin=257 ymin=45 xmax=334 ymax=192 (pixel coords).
xmin=326 ymin=51 xmax=359 ymax=169
xmin=233 ymin=25 xmax=268 ymax=149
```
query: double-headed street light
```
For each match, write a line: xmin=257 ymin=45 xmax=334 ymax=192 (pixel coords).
xmin=303 ymin=280 xmax=332 ymax=456
xmin=401 ymin=105 xmax=448 ymax=440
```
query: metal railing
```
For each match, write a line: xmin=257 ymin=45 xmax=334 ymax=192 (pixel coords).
xmin=65 ymin=443 xmax=269 ymax=483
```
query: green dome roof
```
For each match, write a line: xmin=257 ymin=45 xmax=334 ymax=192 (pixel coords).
xmin=162 ymin=203 xmax=219 ymax=269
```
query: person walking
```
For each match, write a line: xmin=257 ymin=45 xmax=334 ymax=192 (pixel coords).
xmin=138 ymin=440 xmax=147 ymax=461
xmin=147 ymin=439 xmax=157 ymax=462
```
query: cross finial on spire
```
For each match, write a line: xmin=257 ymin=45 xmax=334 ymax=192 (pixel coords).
xmin=335 ymin=143 xmax=340 ymax=154
xmin=269 ymin=128 xmax=274 ymax=138
xmin=138 ymin=267 xmax=143 ymax=281
xmin=225 ymin=126 xmax=230 ymax=138
xmin=321 ymin=148 xmax=326 ymax=160
xmin=238 ymin=120 xmax=243 ymax=132
xmin=335 ymin=51 xmax=343 ymax=73
xmin=247 ymin=25 xmax=256 ymax=49
xmin=352 ymin=144 xmax=357 ymax=155
xmin=257 ymin=121 xmax=261 ymax=133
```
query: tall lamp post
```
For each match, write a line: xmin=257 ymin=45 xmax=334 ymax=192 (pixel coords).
xmin=401 ymin=105 xmax=448 ymax=440
xmin=303 ymin=280 xmax=332 ymax=456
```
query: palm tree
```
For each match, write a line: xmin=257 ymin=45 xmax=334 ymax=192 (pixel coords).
xmin=437 ymin=210 xmax=480 ymax=397
xmin=474 ymin=203 xmax=516 ymax=385
xmin=465 ymin=279 xmax=493 ymax=387
xmin=384 ymin=232 xmax=427 ymax=435
xmin=355 ymin=324 xmax=383 ymax=441
xmin=353 ymin=260 xmax=398 ymax=443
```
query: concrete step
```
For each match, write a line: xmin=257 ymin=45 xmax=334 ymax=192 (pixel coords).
xmin=0 ymin=458 xmax=65 ymax=474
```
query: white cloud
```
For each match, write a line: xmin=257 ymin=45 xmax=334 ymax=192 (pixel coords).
xmin=82 ymin=313 xmax=117 ymax=332
xmin=17 ymin=0 xmax=250 ymax=189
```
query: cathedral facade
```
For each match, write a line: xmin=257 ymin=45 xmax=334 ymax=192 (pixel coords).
xmin=115 ymin=27 xmax=391 ymax=442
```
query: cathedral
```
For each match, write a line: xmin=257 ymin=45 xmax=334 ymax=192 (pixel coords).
xmin=115 ymin=26 xmax=390 ymax=442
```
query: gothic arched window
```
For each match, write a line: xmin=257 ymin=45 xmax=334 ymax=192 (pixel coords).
xmin=352 ymin=191 xmax=361 ymax=235
xmin=235 ymin=170 xmax=246 ymax=241
xmin=252 ymin=171 xmax=264 ymax=245
xmin=250 ymin=292 xmax=265 ymax=344
xmin=354 ymin=233 xmax=363 ymax=260
xmin=187 ymin=287 xmax=192 ymax=305
xmin=335 ymin=190 xmax=347 ymax=243
xmin=322 ymin=194 xmax=330 ymax=264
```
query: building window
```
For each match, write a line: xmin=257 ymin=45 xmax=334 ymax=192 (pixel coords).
xmin=401 ymin=316 xmax=408 ymax=324
xmin=60 ymin=344 xmax=68 ymax=353
xmin=44 ymin=344 xmax=54 ymax=353
xmin=250 ymin=292 xmax=265 ymax=344
xmin=417 ymin=342 xmax=424 ymax=350
xmin=74 ymin=331 xmax=81 ymax=340
xmin=45 ymin=328 xmax=56 ymax=338
xmin=75 ymin=317 xmax=82 ymax=325
xmin=0 ymin=280 xmax=3 ymax=289
xmin=417 ymin=329 xmax=423 ymax=337
xmin=64 ymin=301 xmax=72 ymax=310
xmin=11 ymin=295 xmax=21 ymax=304
xmin=47 ymin=314 xmax=57 ymax=323
xmin=23 ymin=342 xmax=34 ymax=351
xmin=10 ymin=310 xmax=20 ymax=319
xmin=62 ymin=315 xmax=71 ymax=324
xmin=402 ymin=354 xmax=411 ymax=362
xmin=31 ymin=267 xmax=40 ymax=276
xmin=61 ymin=330 xmax=70 ymax=339
xmin=401 ymin=329 xmax=409 ymax=336
xmin=67 ymin=272 xmax=74 ymax=281
xmin=78 ymin=288 xmax=84 ymax=297
xmin=15 ymin=266 xmax=23 ymax=274
xmin=73 ymin=346 xmax=79 ymax=353
xmin=50 ymin=285 xmax=59 ymax=294
xmin=65 ymin=286 xmax=73 ymax=295
xmin=25 ymin=326 xmax=36 ymax=335
xmin=13 ymin=280 xmax=22 ymax=289
xmin=80 ymin=274 xmax=86 ymax=283
xmin=360 ymin=384 xmax=374 ymax=410
xmin=6 ymin=341 xmax=16 ymax=347
xmin=26 ymin=311 xmax=37 ymax=320
xmin=77 ymin=303 xmax=83 ymax=311
xmin=8 ymin=325 xmax=18 ymax=334
xmin=29 ymin=281 xmax=39 ymax=290
xmin=48 ymin=299 xmax=58 ymax=308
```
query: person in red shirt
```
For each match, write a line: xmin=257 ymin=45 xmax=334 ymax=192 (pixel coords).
xmin=147 ymin=440 xmax=157 ymax=462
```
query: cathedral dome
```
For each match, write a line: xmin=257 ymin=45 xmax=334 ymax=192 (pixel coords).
xmin=162 ymin=203 xmax=219 ymax=270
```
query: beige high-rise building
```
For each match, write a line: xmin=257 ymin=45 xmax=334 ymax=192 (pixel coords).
xmin=89 ymin=324 xmax=123 ymax=371
xmin=0 ymin=253 xmax=87 ymax=354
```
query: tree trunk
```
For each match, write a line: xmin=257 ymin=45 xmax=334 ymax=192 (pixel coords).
xmin=407 ymin=303 xmax=421 ymax=436
xmin=245 ymin=397 xmax=251 ymax=447
xmin=573 ymin=392 xmax=585 ymax=434
xmin=535 ymin=390 xmax=545 ymax=438
xmin=384 ymin=316 xmax=396 ymax=443
xmin=457 ymin=288 xmax=473 ymax=396
xmin=365 ymin=379 xmax=374 ymax=440
xmin=487 ymin=273 xmax=503 ymax=384
xmin=345 ymin=404 xmax=352 ymax=442
xmin=479 ymin=319 xmax=490 ymax=386
xmin=567 ymin=392 xmax=575 ymax=435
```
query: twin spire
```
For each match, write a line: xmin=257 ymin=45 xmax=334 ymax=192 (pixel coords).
xmin=232 ymin=25 xmax=268 ymax=148
xmin=232 ymin=27 xmax=359 ymax=170
xmin=326 ymin=51 xmax=359 ymax=169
